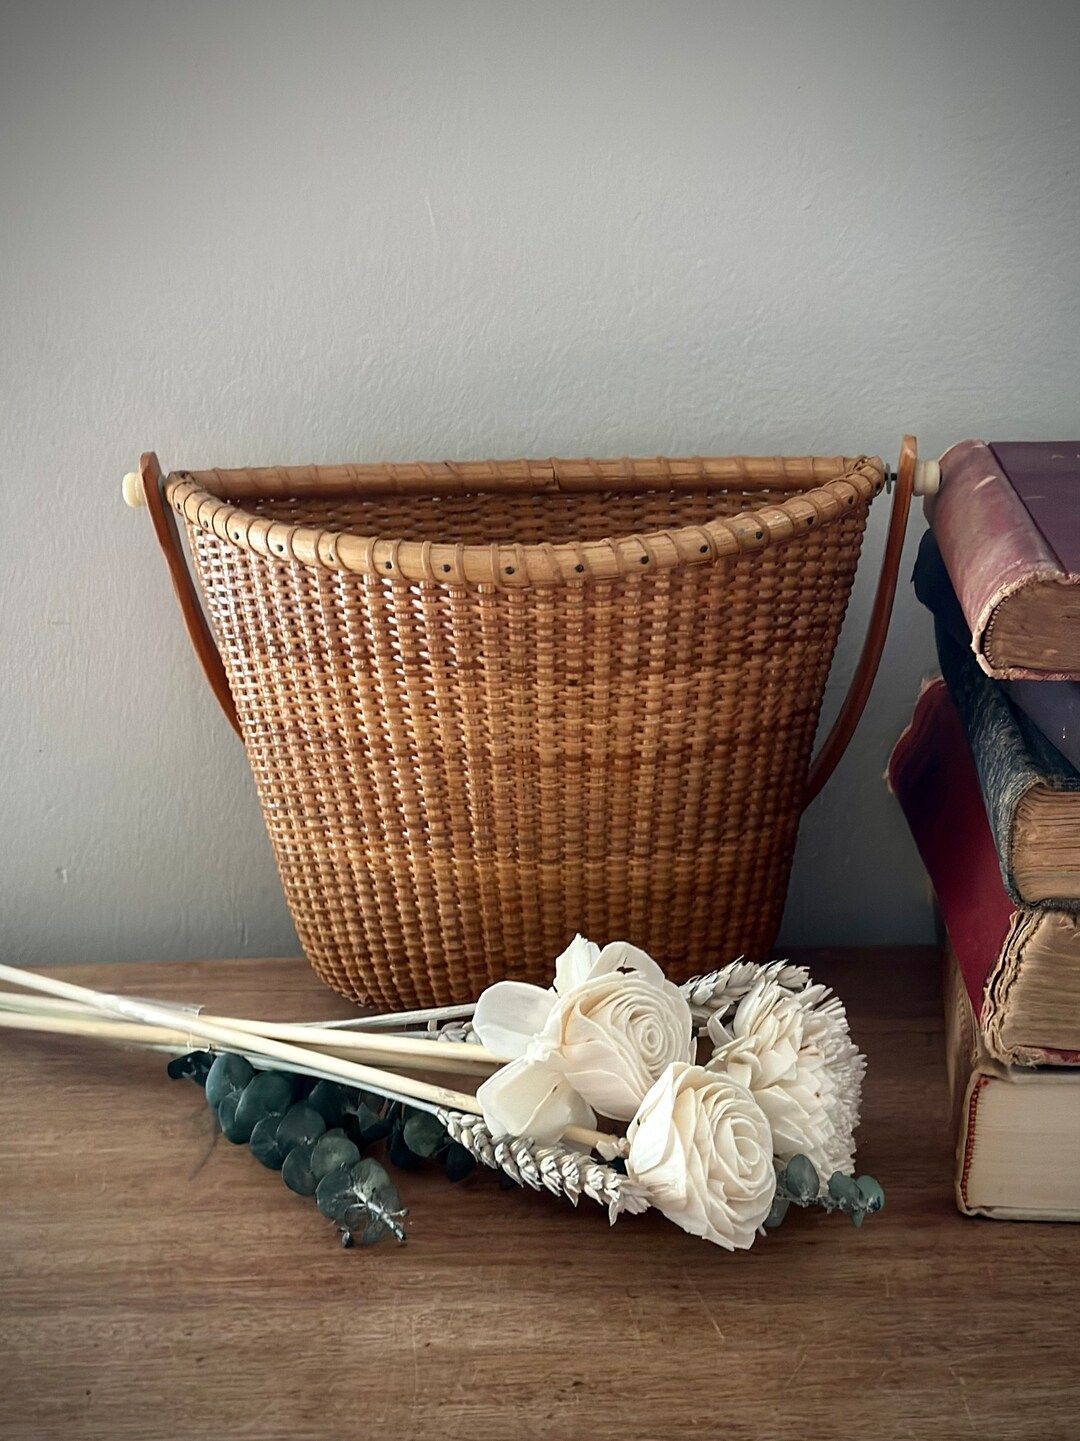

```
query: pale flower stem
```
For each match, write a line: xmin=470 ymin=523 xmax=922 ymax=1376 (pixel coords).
xmin=0 ymin=963 xmax=486 ymax=1116
xmin=0 ymin=989 xmax=502 ymax=1070
xmin=198 ymin=1016 xmax=503 ymax=1069
xmin=0 ymin=1009 xmax=457 ymax=1118
xmin=564 ymin=1124 xmax=629 ymax=1157
xmin=0 ymin=989 xmax=483 ymax=1039
xmin=0 ymin=1009 xmax=202 ymax=1048
xmin=310 ymin=1003 xmax=477 ymax=1031
xmin=0 ymin=993 xmax=499 ymax=1075
xmin=0 ymin=966 xmax=625 ymax=1156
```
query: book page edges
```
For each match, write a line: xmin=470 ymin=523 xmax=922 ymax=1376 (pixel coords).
xmin=948 ymin=947 xmax=1080 ymax=1218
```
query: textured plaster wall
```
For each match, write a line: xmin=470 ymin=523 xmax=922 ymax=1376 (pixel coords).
xmin=3 ymin=0 xmax=1079 ymax=966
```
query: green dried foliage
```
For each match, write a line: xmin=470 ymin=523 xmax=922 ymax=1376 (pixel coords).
xmin=767 ymin=1154 xmax=886 ymax=1231
xmin=204 ymin=1054 xmax=254 ymax=1110
xmin=169 ymin=1049 xmax=581 ymax=1248
xmin=170 ymin=1054 xmax=482 ymax=1247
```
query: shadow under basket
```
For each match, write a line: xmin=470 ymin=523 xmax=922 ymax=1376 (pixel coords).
xmin=132 ymin=444 xmax=917 ymax=1009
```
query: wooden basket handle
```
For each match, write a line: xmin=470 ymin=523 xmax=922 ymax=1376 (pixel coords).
xmin=125 ymin=452 xmax=242 ymax=738
xmin=801 ymin=434 xmax=932 ymax=807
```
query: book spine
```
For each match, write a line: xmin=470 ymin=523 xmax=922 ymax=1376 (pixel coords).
xmin=914 ymin=528 xmax=1080 ymax=772
xmin=933 ymin=620 xmax=1037 ymax=903
xmin=928 ymin=439 xmax=1064 ymax=679
xmin=887 ymin=679 xmax=1016 ymax=1014
xmin=936 ymin=615 xmax=1080 ymax=908
xmin=1003 ymin=678 xmax=1080 ymax=774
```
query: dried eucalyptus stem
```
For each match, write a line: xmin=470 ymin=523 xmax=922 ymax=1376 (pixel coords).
xmin=439 ymin=1110 xmax=648 ymax=1225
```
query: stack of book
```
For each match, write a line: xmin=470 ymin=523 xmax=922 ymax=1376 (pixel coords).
xmin=889 ymin=439 xmax=1080 ymax=1220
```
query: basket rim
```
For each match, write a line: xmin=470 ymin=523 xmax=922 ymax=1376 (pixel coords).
xmin=166 ymin=453 xmax=884 ymax=587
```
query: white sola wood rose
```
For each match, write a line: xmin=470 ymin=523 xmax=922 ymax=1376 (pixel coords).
xmin=626 ymin=1064 xmax=776 ymax=1250
xmin=705 ymin=975 xmax=865 ymax=1184
xmin=474 ymin=936 xmax=694 ymax=1139
xmin=473 ymin=1055 xmax=598 ymax=1142
xmin=542 ymin=950 xmax=694 ymax=1121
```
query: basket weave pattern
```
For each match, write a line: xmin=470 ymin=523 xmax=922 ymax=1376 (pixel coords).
xmin=176 ymin=457 xmax=880 ymax=1008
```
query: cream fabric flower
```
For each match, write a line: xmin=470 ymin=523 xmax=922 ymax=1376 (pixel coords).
xmin=705 ymin=975 xmax=865 ymax=1182
xmin=626 ymin=1063 xmax=776 ymax=1250
xmin=471 ymin=936 xmax=694 ymax=1133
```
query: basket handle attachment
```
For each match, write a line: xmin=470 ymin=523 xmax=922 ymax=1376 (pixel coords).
xmin=801 ymin=434 xmax=935 ymax=807
xmin=124 ymin=453 xmax=242 ymax=738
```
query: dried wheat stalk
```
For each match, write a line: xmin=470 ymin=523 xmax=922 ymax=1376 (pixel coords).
xmin=439 ymin=1110 xmax=649 ymax=1225
xmin=679 ymin=958 xmax=811 ymax=1023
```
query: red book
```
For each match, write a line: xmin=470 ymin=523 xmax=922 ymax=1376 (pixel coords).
xmin=888 ymin=678 xmax=1080 ymax=1064
xmin=927 ymin=439 xmax=1080 ymax=680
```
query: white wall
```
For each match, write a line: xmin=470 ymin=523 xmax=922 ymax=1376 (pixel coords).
xmin=3 ymin=0 xmax=1078 ymax=966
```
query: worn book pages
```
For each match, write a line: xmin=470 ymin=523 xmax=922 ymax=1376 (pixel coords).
xmin=945 ymin=949 xmax=1080 ymax=1221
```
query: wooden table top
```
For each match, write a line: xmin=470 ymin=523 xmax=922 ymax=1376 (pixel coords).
xmin=0 ymin=946 xmax=1076 ymax=1441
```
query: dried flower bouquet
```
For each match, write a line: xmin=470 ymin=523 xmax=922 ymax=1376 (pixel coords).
xmin=0 ymin=941 xmax=882 ymax=1250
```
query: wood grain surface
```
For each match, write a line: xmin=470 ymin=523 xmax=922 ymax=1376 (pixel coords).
xmin=0 ymin=947 xmax=1077 ymax=1441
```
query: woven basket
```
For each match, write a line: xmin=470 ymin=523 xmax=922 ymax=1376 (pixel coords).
xmin=130 ymin=441 xmax=917 ymax=1009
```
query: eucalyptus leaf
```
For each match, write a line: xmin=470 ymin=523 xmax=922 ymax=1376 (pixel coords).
xmin=232 ymin=1072 xmax=294 ymax=1142
xmin=351 ymin=1100 xmax=392 ymax=1143
xmin=249 ymin=1115 xmax=291 ymax=1170
xmin=387 ymin=1122 xmax=423 ymax=1170
xmin=167 ymin=1051 xmax=214 ymax=1086
xmin=275 ymin=1103 xmax=327 ymax=1151
xmin=361 ymin=1216 xmax=390 ymax=1246
xmin=827 ymin=1173 xmax=860 ymax=1208
xmin=307 ymin=1080 xmax=347 ymax=1128
xmin=402 ymin=1111 xmax=448 ymax=1159
xmin=205 ymin=1054 xmax=255 ymax=1110
xmin=281 ymin=1142 xmax=318 ymax=1196
xmin=313 ymin=1158 xmax=407 ymax=1242
xmin=310 ymin=1130 xmax=362 ymax=1182
xmin=315 ymin=1164 xmax=356 ymax=1222
xmin=763 ymin=1193 xmax=791 ymax=1229
xmin=444 ymin=1143 xmax=477 ymax=1183
xmin=217 ymin=1093 xmax=248 ymax=1144
xmin=352 ymin=1157 xmax=404 ymax=1215
xmin=855 ymin=1176 xmax=885 ymax=1213
xmin=782 ymin=1154 xmax=820 ymax=1203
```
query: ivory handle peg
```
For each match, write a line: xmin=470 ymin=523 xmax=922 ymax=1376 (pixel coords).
xmin=122 ymin=471 xmax=145 ymax=508
xmin=912 ymin=458 xmax=940 ymax=496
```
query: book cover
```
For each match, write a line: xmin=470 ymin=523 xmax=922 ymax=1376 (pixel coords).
xmin=927 ymin=439 xmax=1080 ymax=680
xmin=888 ymin=679 xmax=1080 ymax=1064
xmin=913 ymin=528 xmax=1080 ymax=771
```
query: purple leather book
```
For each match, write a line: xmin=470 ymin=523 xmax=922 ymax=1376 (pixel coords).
xmin=990 ymin=442 xmax=1080 ymax=577
xmin=913 ymin=529 xmax=1080 ymax=771
xmin=927 ymin=440 xmax=1080 ymax=680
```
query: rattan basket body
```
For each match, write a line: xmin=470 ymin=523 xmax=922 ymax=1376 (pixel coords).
xmin=144 ymin=451 xmax=897 ymax=1009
